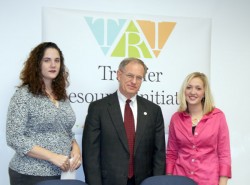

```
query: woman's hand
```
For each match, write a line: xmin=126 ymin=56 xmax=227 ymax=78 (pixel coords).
xmin=50 ymin=153 xmax=70 ymax=172
xmin=219 ymin=176 xmax=228 ymax=185
xmin=69 ymin=140 xmax=82 ymax=171
xmin=27 ymin=145 xmax=70 ymax=172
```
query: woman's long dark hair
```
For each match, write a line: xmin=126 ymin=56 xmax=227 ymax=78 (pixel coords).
xmin=19 ymin=42 xmax=69 ymax=100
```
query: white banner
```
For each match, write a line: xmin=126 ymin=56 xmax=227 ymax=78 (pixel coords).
xmin=42 ymin=8 xmax=211 ymax=180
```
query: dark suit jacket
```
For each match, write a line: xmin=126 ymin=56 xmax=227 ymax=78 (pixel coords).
xmin=82 ymin=92 xmax=165 ymax=185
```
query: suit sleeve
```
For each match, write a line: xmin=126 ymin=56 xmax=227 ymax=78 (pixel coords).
xmin=153 ymin=106 xmax=166 ymax=175
xmin=82 ymin=102 xmax=102 ymax=185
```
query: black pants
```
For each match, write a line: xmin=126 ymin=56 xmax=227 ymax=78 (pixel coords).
xmin=127 ymin=176 xmax=135 ymax=185
xmin=9 ymin=168 xmax=60 ymax=185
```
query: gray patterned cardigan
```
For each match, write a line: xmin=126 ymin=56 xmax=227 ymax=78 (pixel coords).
xmin=6 ymin=86 xmax=76 ymax=176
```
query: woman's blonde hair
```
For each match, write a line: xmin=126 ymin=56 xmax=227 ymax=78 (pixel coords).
xmin=178 ymin=72 xmax=215 ymax=114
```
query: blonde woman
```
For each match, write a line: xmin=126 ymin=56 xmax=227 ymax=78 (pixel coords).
xmin=166 ymin=72 xmax=231 ymax=185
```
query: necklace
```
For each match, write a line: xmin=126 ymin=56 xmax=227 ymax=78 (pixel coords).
xmin=191 ymin=118 xmax=200 ymax=127
xmin=49 ymin=95 xmax=57 ymax=104
xmin=189 ymin=110 xmax=203 ymax=127
xmin=46 ymin=90 xmax=59 ymax=107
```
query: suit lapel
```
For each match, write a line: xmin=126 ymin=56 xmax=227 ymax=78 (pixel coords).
xmin=134 ymin=96 xmax=148 ymax=154
xmin=107 ymin=93 xmax=129 ymax=153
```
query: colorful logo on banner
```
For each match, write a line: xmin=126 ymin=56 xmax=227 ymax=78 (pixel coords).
xmin=85 ymin=17 xmax=176 ymax=58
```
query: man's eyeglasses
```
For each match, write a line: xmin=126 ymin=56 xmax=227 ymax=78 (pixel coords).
xmin=121 ymin=70 xmax=143 ymax=82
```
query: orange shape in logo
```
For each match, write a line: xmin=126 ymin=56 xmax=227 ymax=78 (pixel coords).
xmin=137 ymin=20 xmax=176 ymax=57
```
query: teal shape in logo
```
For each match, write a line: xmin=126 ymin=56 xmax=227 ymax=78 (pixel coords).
xmin=85 ymin=17 xmax=126 ymax=55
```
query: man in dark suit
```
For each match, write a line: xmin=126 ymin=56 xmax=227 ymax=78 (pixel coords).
xmin=82 ymin=58 xmax=165 ymax=185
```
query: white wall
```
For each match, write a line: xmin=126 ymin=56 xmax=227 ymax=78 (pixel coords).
xmin=1 ymin=0 xmax=250 ymax=185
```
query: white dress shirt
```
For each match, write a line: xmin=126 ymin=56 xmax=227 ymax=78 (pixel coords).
xmin=117 ymin=90 xmax=138 ymax=131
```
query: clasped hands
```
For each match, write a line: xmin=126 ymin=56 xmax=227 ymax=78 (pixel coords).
xmin=53 ymin=153 xmax=82 ymax=172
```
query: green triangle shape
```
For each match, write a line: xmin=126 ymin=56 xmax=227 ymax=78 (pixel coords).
xmin=111 ymin=21 xmax=152 ymax=58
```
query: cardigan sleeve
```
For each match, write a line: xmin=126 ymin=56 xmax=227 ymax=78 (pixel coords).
xmin=6 ymin=88 xmax=36 ymax=156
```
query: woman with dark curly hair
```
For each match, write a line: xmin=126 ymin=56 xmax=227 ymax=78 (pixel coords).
xmin=6 ymin=42 xmax=81 ymax=185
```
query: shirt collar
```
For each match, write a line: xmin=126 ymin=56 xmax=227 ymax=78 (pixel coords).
xmin=181 ymin=108 xmax=217 ymax=120
xmin=117 ymin=89 xmax=136 ymax=104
